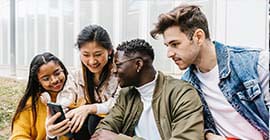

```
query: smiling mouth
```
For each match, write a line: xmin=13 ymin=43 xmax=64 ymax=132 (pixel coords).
xmin=89 ymin=64 xmax=100 ymax=68
xmin=53 ymin=84 xmax=62 ymax=89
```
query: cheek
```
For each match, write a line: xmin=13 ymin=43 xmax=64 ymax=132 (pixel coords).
xmin=39 ymin=81 xmax=50 ymax=90
xmin=80 ymin=56 xmax=88 ymax=65
xmin=98 ymin=56 xmax=108 ymax=65
xmin=59 ymin=74 xmax=66 ymax=82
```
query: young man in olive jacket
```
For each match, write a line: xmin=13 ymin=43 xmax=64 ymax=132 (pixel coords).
xmin=91 ymin=39 xmax=204 ymax=140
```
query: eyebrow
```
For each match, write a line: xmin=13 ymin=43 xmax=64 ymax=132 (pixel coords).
xmin=82 ymin=50 xmax=104 ymax=54
xmin=39 ymin=68 xmax=61 ymax=79
xmin=164 ymin=40 xmax=176 ymax=46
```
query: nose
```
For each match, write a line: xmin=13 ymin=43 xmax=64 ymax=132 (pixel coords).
xmin=88 ymin=57 xmax=97 ymax=65
xmin=50 ymin=76 xmax=59 ymax=84
xmin=167 ymin=47 xmax=175 ymax=58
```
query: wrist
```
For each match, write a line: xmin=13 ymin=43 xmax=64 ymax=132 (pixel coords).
xmin=87 ymin=104 xmax=97 ymax=114
xmin=205 ymin=132 xmax=213 ymax=140
xmin=47 ymin=133 xmax=56 ymax=139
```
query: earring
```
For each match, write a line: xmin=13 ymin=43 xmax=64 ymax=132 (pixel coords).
xmin=136 ymin=69 xmax=140 ymax=73
xmin=108 ymin=56 xmax=111 ymax=60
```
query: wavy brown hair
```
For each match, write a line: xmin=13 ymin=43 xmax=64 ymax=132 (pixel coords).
xmin=150 ymin=4 xmax=210 ymax=40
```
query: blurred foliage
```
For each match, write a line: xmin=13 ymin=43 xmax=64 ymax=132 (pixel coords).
xmin=0 ymin=77 xmax=26 ymax=140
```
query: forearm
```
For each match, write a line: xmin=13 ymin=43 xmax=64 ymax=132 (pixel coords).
xmin=94 ymin=98 xmax=116 ymax=115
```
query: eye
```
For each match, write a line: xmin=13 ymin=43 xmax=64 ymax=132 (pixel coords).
xmin=94 ymin=53 xmax=102 ymax=57
xmin=82 ymin=54 xmax=90 ymax=57
xmin=41 ymin=76 xmax=50 ymax=82
xmin=171 ymin=42 xmax=179 ymax=48
xmin=54 ymin=69 xmax=63 ymax=76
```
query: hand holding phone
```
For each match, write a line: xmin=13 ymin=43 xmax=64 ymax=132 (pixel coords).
xmin=47 ymin=102 xmax=73 ymax=138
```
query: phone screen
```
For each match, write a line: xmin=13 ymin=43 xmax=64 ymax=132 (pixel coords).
xmin=47 ymin=102 xmax=66 ymax=124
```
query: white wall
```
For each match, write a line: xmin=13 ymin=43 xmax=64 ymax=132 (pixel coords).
xmin=0 ymin=0 xmax=268 ymax=78
xmin=213 ymin=0 xmax=268 ymax=50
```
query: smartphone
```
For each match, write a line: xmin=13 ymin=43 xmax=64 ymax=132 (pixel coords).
xmin=47 ymin=102 xmax=73 ymax=138
xmin=47 ymin=102 xmax=66 ymax=124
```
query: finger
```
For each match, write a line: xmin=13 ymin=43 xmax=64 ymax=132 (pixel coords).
xmin=65 ymin=110 xmax=74 ymax=119
xmin=46 ymin=107 xmax=51 ymax=117
xmin=47 ymin=112 xmax=61 ymax=125
xmin=91 ymin=131 xmax=99 ymax=138
xmin=54 ymin=126 xmax=71 ymax=137
xmin=75 ymin=118 xmax=84 ymax=133
xmin=69 ymin=113 xmax=77 ymax=129
xmin=51 ymin=121 xmax=70 ymax=136
xmin=71 ymin=116 xmax=81 ymax=133
xmin=52 ymin=118 xmax=70 ymax=129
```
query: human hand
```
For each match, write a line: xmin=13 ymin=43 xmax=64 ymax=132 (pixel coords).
xmin=66 ymin=104 xmax=96 ymax=133
xmin=46 ymin=107 xmax=70 ymax=137
xmin=205 ymin=132 xmax=226 ymax=140
xmin=91 ymin=129 xmax=118 ymax=140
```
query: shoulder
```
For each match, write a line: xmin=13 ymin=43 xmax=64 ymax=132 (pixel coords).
xmin=226 ymin=45 xmax=261 ymax=57
xmin=118 ymin=87 xmax=135 ymax=96
xmin=116 ymin=87 xmax=139 ymax=102
xmin=68 ymin=68 xmax=85 ymax=86
xmin=159 ymin=72 xmax=199 ymax=101
xmin=258 ymin=50 xmax=269 ymax=67
xmin=161 ymin=72 xmax=195 ymax=92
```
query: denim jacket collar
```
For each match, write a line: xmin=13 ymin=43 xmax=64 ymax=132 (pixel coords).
xmin=214 ymin=41 xmax=231 ymax=80
xmin=184 ymin=41 xmax=230 ymax=84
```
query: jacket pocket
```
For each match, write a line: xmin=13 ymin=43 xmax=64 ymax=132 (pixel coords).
xmin=237 ymin=80 xmax=262 ymax=101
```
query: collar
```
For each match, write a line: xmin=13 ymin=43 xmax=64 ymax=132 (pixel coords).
xmin=213 ymin=41 xmax=231 ymax=79
xmin=135 ymin=72 xmax=158 ymax=97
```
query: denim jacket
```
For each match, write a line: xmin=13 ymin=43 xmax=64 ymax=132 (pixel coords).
xmin=182 ymin=41 xmax=269 ymax=140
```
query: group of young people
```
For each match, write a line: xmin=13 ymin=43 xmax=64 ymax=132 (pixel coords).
xmin=10 ymin=4 xmax=269 ymax=140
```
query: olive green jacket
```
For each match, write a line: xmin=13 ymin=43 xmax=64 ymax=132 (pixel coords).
xmin=96 ymin=71 xmax=204 ymax=140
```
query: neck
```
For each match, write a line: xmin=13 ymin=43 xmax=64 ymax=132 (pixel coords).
xmin=195 ymin=40 xmax=217 ymax=73
xmin=49 ymin=92 xmax=58 ymax=102
xmin=137 ymin=67 xmax=156 ymax=87
xmin=93 ymin=72 xmax=101 ymax=86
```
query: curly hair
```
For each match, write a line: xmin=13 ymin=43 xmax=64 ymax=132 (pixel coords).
xmin=150 ymin=4 xmax=210 ymax=40
xmin=117 ymin=39 xmax=154 ymax=61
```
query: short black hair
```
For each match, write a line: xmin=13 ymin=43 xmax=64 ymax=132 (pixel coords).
xmin=117 ymin=39 xmax=154 ymax=60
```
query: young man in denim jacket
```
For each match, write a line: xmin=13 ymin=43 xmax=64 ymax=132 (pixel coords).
xmin=151 ymin=4 xmax=269 ymax=140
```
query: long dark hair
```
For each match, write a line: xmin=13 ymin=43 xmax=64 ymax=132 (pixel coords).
xmin=76 ymin=25 xmax=114 ymax=103
xmin=11 ymin=52 xmax=68 ymax=131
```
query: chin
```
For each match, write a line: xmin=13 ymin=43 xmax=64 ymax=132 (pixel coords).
xmin=119 ymin=82 xmax=129 ymax=88
xmin=178 ymin=65 xmax=188 ymax=70
xmin=88 ymin=68 xmax=102 ymax=74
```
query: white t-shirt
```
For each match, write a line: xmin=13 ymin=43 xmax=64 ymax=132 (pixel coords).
xmin=194 ymin=51 xmax=268 ymax=140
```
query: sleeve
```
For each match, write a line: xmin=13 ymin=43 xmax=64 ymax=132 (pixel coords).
xmin=94 ymin=98 xmax=115 ymax=115
xmin=115 ymin=134 xmax=145 ymax=140
xmin=56 ymin=71 xmax=86 ymax=112
xmin=10 ymin=108 xmax=33 ymax=140
xmin=170 ymin=84 xmax=204 ymax=140
xmin=96 ymin=91 xmax=145 ymax=140
xmin=95 ymin=90 xmax=125 ymax=133
xmin=257 ymin=51 xmax=270 ymax=108
xmin=95 ymin=86 xmax=121 ymax=115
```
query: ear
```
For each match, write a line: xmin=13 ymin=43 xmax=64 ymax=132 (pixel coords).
xmin=108 ymin=48 xmax=113 ymax=55
xmin=193 ymin=28 xmax=205 ymax=46
xmin=135 ymin=58 xmax=143 ymax=73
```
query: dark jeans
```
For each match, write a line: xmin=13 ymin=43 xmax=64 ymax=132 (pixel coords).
xmin=73 ymin=114 xmax=103 ymax=140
